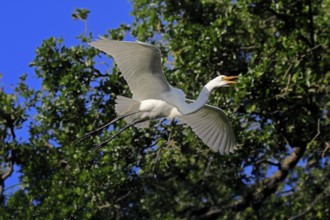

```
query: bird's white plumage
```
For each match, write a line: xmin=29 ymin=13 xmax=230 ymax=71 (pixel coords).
xmin=179 ymin=105 xmax=236 ymax=154
xmin=89 ymin=40 xmax=171 ymax=100
xmin=90 ymin=39 xmax=238 ymax=155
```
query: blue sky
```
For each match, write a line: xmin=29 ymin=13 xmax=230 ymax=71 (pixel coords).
xmin=1 ymin=0 xmax=133 ymax=198
xmin=0 ymin=0 xmax=133 ymax=93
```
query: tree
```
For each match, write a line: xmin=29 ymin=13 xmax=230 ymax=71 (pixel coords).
xmin=1 ymin=1 xmax=329 ymax=219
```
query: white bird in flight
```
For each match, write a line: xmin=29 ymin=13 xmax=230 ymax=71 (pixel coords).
xmin=81 ymin=39 xmax=238 ymax=155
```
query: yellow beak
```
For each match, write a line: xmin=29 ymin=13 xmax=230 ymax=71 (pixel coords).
xmin=223 ymin=76 xmax=239 ymax=84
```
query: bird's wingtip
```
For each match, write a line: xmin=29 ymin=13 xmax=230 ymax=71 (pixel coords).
xmin=136 ymin=40 xmax=149 ymax=45
xmin=89 ymin=36 xmax=106 ymax=46
xmin=98 ymin=35 xmax=107 ymax=40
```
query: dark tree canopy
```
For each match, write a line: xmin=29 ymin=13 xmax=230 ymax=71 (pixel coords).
xmin=1 ymin=1 xmax=329 ymax=219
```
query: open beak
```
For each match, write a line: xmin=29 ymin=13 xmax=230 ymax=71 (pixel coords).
xmin=223 ymin=76 xmax=239 ymax=84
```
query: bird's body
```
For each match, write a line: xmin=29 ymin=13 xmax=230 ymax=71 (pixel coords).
xmin=139 ymin=99 xmax=181 ymax=120
xmin=87 ymin=39 xmax=239 ymax=154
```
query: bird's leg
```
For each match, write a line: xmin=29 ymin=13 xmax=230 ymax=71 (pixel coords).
xmin=76 ymin=111 xmax=141 ymax=144
xmin=89 ymin=118 xmax=149 ymax=154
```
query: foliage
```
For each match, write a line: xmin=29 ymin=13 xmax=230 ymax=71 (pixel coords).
xmin=1 ymin=0 xmax=330 ymax=219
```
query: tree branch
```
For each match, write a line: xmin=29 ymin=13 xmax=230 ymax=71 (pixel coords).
xmin=1 ymin=160 xmax=13 ymax=180
xmin=288 ymin=175 xmax=330 ymax=220
xmin=0 ymin=160 xmax=14 ymax=203
xmin=255 ymin=159 xmax=280 ymax=167
xmin=307 ymin=118 xmax=320 ymax=147
xmin=322 ymin=142 xmax=329 ymax=158
xmin=197 ymin=145 xmax=307 ymax=219
xmin=307 ymin=0 xmax=315 ymax=47
xmin=98 ymin=191 xmax=132 ymax=210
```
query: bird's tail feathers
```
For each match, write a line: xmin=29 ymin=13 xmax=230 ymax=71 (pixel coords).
xmin=115 ymin=95 xmax=140 ymax=114
xmin=115 ymin=96 xmax=150 ymax=128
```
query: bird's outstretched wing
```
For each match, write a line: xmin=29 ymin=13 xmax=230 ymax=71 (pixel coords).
xmin=90 ymin=39 xmax=171 ymax=100
xmin=179 ymin=105 xmax=237 ymax=155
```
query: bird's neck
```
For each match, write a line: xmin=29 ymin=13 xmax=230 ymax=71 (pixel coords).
xmin=179 ymin=80 xmax=217 ymax=115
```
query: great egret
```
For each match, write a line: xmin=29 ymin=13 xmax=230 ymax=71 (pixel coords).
xmin=83 ymin=39 xmax=238 ymax=155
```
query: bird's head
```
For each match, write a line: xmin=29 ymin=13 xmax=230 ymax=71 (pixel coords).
xmin=214 ymin=75 xmax=239 ymax=87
